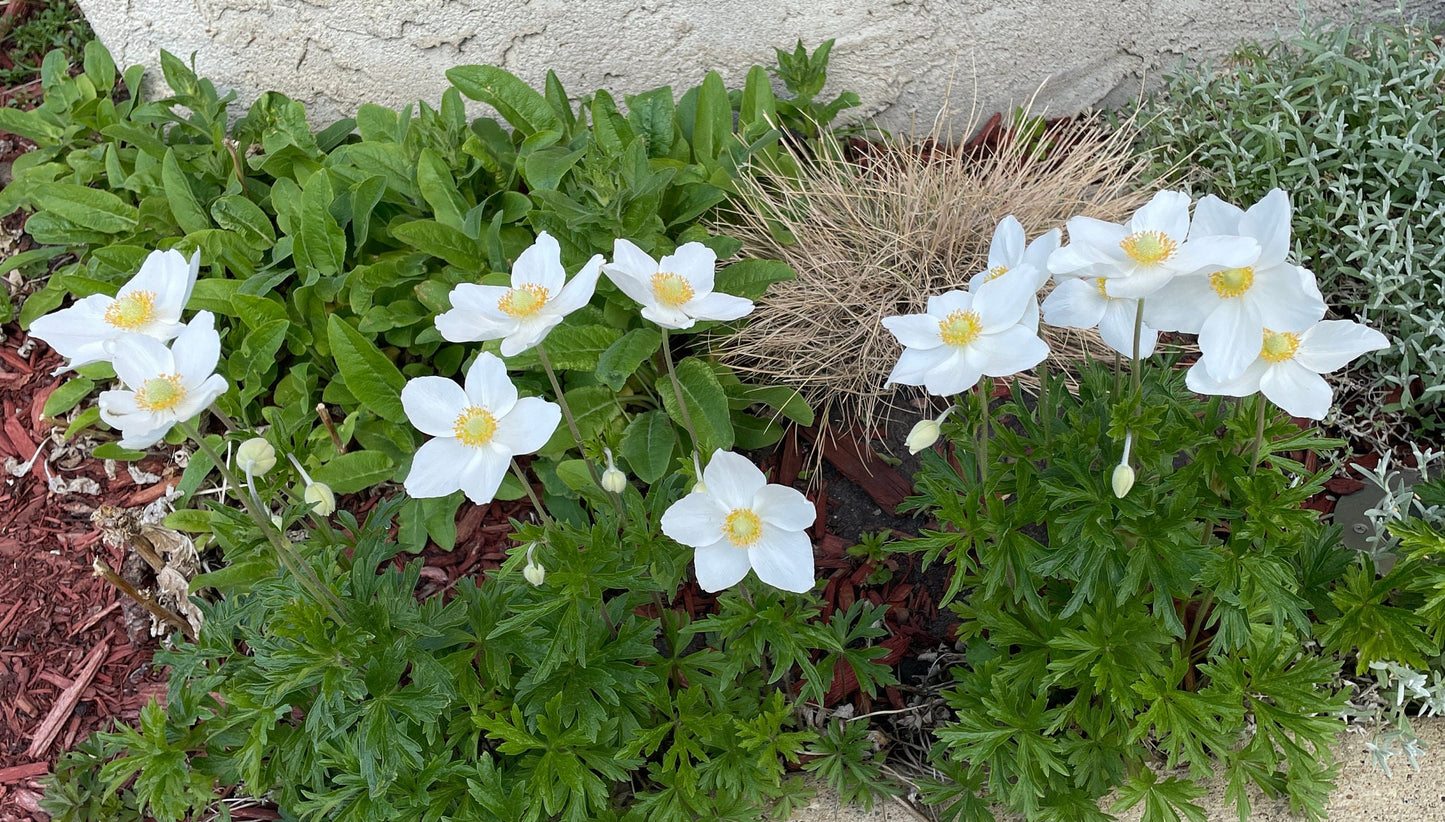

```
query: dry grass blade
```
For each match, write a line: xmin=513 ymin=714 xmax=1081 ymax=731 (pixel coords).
xmin=712 ymin=108 xmax=1162 ymax=435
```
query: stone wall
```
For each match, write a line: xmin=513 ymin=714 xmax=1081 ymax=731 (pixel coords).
xmin=77 ymin=0 xmax=1443 ymax=130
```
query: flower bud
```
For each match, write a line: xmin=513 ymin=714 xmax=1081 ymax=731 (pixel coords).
xmin=236 ymin=437 xmax=276 ymax=476
xmin=906 ymin=420 xmax=941 ymax=454
xmin=1111 ymin=463 xmax=1135 ymax=498
xmin=304 ymin=481 xmax=337 ymax=516
xmin=601 ymin=447 xmax=628 ymax=494
xmin=522 ymin=544 xmax=545 ymax=586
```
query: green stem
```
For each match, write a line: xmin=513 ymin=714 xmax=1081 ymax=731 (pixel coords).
xmin=179 ymin=420 xmax=344 ymax=621
xmin=509 ymin=459 xmax=551 ymax=526
xmin=976 ymin=379 xmax=991 ymax=484
xmin=1130 ymin=298 xmax=1145 ymax=400
xmin=535 ymin=342 xmax=606 ymax=490
xmin=660 ymin=328 xmax=703 ymax=459
xmin=1251 ymin=395 xmax=1269 ymax=469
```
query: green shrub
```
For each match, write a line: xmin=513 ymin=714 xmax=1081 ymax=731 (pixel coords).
xmin=1133 ymin=21 xmax=1445 ymax=430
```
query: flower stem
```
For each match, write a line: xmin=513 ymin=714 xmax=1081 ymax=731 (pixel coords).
xmin=1251 ymin=395 xmax=1269 ymax=469
xmin=508 ymin=459 xmax=551 ymax=526
xmin=1130 ymin=298 xmax=1145 ymax=399
xmin=535 ymin=342 xmax=606 ymax=490
xmin=660 ymin=328 xmax=703 ymax=460
xmin=179 ymin=420 xmax=344 ymax=621
xmin=976 ymin=378 xmax=991 ymax=484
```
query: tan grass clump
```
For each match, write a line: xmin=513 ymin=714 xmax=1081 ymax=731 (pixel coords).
xmin=712 ymin=111 xmax=1162 ymax=432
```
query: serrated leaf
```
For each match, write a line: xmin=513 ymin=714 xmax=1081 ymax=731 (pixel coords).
xmin=326 ymin=315 xmax=406 ymax=422
xmin=656 ymin=356 xmax=732 ymax=454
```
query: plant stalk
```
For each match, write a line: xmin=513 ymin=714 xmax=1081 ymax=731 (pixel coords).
xmin=508 ymin=459 xmax=551 ymax=526
xmin=535 ymin=342 xmax=612 ymax=499
xmin=660 ymin=328 xmax=703 ymax=460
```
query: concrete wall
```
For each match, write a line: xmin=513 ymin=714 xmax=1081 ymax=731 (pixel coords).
xmin=77 ymin=0 xmax=1443 ymax=132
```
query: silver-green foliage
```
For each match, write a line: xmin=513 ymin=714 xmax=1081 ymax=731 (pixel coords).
xmin=1135 ymin=21 xmax=1445 ymax=422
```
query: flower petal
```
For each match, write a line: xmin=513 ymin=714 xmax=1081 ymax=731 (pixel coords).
xmin=29 ymin=296 xmax=117 ymax=367
xmin=1022 ymin=229 xmax=1062 ymax=273
xmin=126 ymin=249 xmax=196 ymax=323
xmin=547 ymin=254 xmax=604 ymax=316
xmin=1251 ymin=264 xmax=1326 ymax=332
xmin=1260 ymin=361 xmax=1333 ymax=420
xmin=110 ymin=334 xmax=175 ymax=389
xmin=493 ymin=396 xmax=562 ymax=456
xmin=1293 ymin=321 xmax=1390 ymax=374
xmin=886 ymin=345 xmax=953 ymax=388
xmin=971 ymin=271 xmax=1035 ymax=329
xmin=176 ymin=373 xmax=230 ymax=420
xmin=404 ymin=437 xmax=468 ymax=498
xmin=498 ymin=316 xmax=562 ymax=356
xmin=881 ymin=314 xmax=944 ymax=350
xmin=661 ymin=492 xmax=727 ymax=548
xmin=1040 ymin=278 xmax=1107 ymax=329
xmin=1239 ymin=189 xmax=1291 ymax=268
xmin=752 ymin=484 xmax=816 ymax=531
xmin=1143 ymin=275 xmax=1215 ymax=334
xmin=1050 ymin=217 xmax=1129 ymax=273
xmin=685 ymin=291 xmax=753 ymax=323
xmin=117 ymin=421 xmax=174 ymax=450
xmin=922 ymin=349 xmax=984 ymax=396
xmin=458 ymin=448 xmax=510 ymax=504
xmin=463 ymin=352 xmax=519 ymax=417
xmin=660 ymin=242 xmax=716 ymax=296
xmin=971 ymin=325 xmax=1050 ymax=377
xmin=692 ymin=539 xmax=752 ymax=592
xmin=925 ymin=290 xmax=973 ymax=316
xmin=748 ymin=526 xmax=815 ymax=593
xmin=1098 ymin=301 xmax=1157 ymax=358
xmin=1198 ymin=299 xmax=1263 ymax=382
xmin=700 ymin=450 xmax=769 ymax=510
xmin=1129 ymin=190 xmax=1191 ymax=239
xmin=988 ymin=216 xmax=1026 ymax=271
xmin=1187 ymin=195 xmax=1242 ymax=239
xmin=640 ymin=303 xmax=695 ymax=329
xmin=1167 ymin=235 xmax=1259 ymax=278
xmin=511 ymin=232 xmax=565 ymax=292
xmin=402 ymin=376 xmax=468 ymax=437
xmin=1186 ymin=358 xmax=1265 ymax=398
xmin=171 ymin=312 xmax=221 ymax=385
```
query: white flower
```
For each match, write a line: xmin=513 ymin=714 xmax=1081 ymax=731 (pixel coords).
xmin=967 ymin=217 xmax=1058 ymax=331
xmin=602 ymin=239 xmax=753 ymax=330
xmin=1048 ymin=190 xmax=1258 ymax=299
xmin=882 ymin=276 xmax=1049 ymax=397
xmin=30 ymin=249 xmax=201 ymax=373
xmin=660 ymin=449 xmax=816 ymax=593
xmin=98 ymin=311 xmax=229 ymax=449
xmin=401 ymin=352 xmax=562 ymax=503
xmin=236 ymin=438 xmax=276 ymax=476
xmin=434 ymin=232 xmax=603 ymax=356
xmin=1145 ymin=190 xmax=1327 ymax=381
xmin=1185 ymin=320 xmax=1389 ymax=419
xmin=1040 ymin=274 xmax=1159 ymax=359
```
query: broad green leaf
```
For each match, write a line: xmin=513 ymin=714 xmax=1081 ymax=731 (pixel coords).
xmin=732 ymin=384 xmax=814 ymax=426
xmin=162 ymin=147 xmax=210 ymax=234
xmin=92 ymin=442 xmax=145 ymax=461
xmin=714 ymin=258 xmax=795 ymax=300
xmin=416 ymin=148 xmax=469 ymax=232
xmin=692 ymin=71 xmax=731 ymax=163
xmin=231 ymin=319 xmax=289 ymax=381
xmin=656 ymin=356 xmax=732 ymax=454
xmin=0 ymin=108 xmax=62 ymax=143
xmin=625 ymin=87 xmax=676 ymax=158
xmin=595 ymin=328 xmax=660 ymax=391
xmin=525 ymin=324 xmax=621 ymax=372
xmin=311 ymin=450 xmax=397 ymax=495
xmin=326 ymin=315 xmax=407 ymax=423
xmin=390 ymin=220 xmax=483 ymax=270
xmin=42 ymin=378 xmax=95 ymax=418
xmin=33 ymin=183 xmax=138 ymax=233
xmin=620 ymin=410 xmax=676 ymax=484
xmin=163 ymin=509 xmax=214 ymax=533
xmin=739 ymin=65 xmax=778 ymax=129
xmin=520 ymin=145 xmax=586 ymax=192
xmin=211 ymin=195 xmax=276 ymax=248
xmin=560 ymin=385 xmax=620 ymax=440
xmin=447 ymin=65 xmax=561 ymax=137
xmin=299 ymin=171 xmax=346 ymax=276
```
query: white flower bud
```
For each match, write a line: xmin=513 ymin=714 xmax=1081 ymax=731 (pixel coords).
xmin=1112 ymin=463 xmax=1135 ymax=498
xmin=522 ymin=543 xmax=545 ymax=586
xmin=304 ymin=481 xmax=337 ymax=516
xmin=600 ymin=447 xmax=627 ymax=494
xmin=236 ymin=437 xmax=276 ymax=476
xmin=905 ymin=420 xmax=941 ymax=455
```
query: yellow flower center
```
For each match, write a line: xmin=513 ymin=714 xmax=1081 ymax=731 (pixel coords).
xmin=938 ymin=309 xmax=983 ymax=348
xmin=723 ymin=508 xmax=763 ymax=548
xmin=1259 ymin=329 xmax=1301 ymax=363
xmin=1119 ymin=230 xmax=1177 ymax=266
xmin=1096 ymin=278 xmax=1111 ymax=298
xmin=104 ymin=291 xmax=157 ymax=330
xmin=650 ymin=272 xmax=694 ymax=308
xmin=1209 ymin=266 xmax=1254 ymax=299
xmin=134 ymin=374 xmax=186 ymax=412
xmin=453 ymin=406 xmax=499 ymax=447
xmin=985 ymin=265 xmax=1009 ymax=282
xmin=497 ymin=283 xmax=550 ymax=318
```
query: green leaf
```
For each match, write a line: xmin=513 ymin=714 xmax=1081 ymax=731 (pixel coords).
xmin=715 ymin=258 xmax=795 ymax=300
xmin=656 ymin=357 xmax=733 ymax=454
xmin=733 ymin=384 xmax=814 ymax=426
xmin=93 ymin=442 xmax=145 ymax=461
xmin=390 ymin=220 xmax=483 ymax=270
xmin=526 ymin=324 xmax=622 ymax=372
xmin=211 ymin=195 xmax=276 ymax=249
xmin=0 ymin=108 xmax=61 ymax=143
xmin=161 ymin=147 xmax=211 ymax=234
xmin=42 ymin=378 xmax=95 ymax=418
xmin=625 ymin=87 xmax=676 ymax=158
xmin=33 ymin=183 xmax=138 ymax=233
xmin=595 ymin=328 xmax=661 ymax=391
xmin=446 ymin=66 xmax=561 ymax=137
xmin=520 ymin=145 xmax=587 ymax=192
xmin=560 ymin=385 xmax=620 ymax=441
xmin=311 ymin=450 xmax=397 ymax=494
xmin=620 ymin=410 xmax=676 ymax=484
xmin=299 ymin=171 xmax=346 ymax=276
xmin=692 ymin=71 xmax=732 ymax=163
xmin=326 ymin=315 xmax=407 ymax=423
xmin=231 ymin=319 xmax=290 ymax=381
xmin=416 ymin=148 xmax=469 ymax=232
xmin=163 ymin=509 xmax=214 ymax=533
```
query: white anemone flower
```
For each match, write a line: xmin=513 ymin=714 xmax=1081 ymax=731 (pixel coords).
xmin=1185 ymin=320 xmax=1389 ymax=419
xmin=1048 ymin=190 xmax=1258 ymax=300
xmin=97 ymin=311 xmax=229 ymax=449
xmin=660 ymin=449 xmax=816 ymax=593
xmin=966 ymin=217 xmax=1059 ymax=331
xmin=434 ymin=232 xmax=604 ymax=356
xmin=1040 ymin=274 xmax=1159 ymax=359
xmin=1145 ymin=190 xmax=1327 ymax=381
xmin=882 ymin=275 xmax=1049 ymax=397
xmin=401 ymin=352 xmax=561 ymax=504
xmin=602 ymin=239 xmax=753 ymax=330
xmin=30 ymin=248 xmax=201 ymax=372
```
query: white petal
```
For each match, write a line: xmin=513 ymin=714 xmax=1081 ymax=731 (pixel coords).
xmin=606 ymin=238 xmax=659 ymax=287
xmin=922 ymin=349 xmax=984 ymax=396
xmin=641 ymin=303 xmax=695 ymax=329
xmin=1186 ymin=358 xmax=1264 ymax=398
xmin=498 ymin=316 xmax=561 ymax=356
xmin=1187 ymin=195 xmax=1242 ymax=239
xmin=988 ymin=216 xmax=1026 ymax=270
xmin=547 ymin=254 xmax=604 ymax=316
xmin=1040 ymin=278 xmax=1107 ymax=329
xmin=110 ymin=334 xmax=175 ymax=389
xmin=176 ymin=373 xmax=229 ymax=420
xmin=401 ymin=376 xmax=468 ymax=437
xmin=692 ymin=539 xmax=753 ymax=592
xmin=1293 ymin=321 xmax=1391 ymax=374
xmin=172 ymin=312 xmax=221 ymax=384
xmin=684 ymin=291 xmax=753 ymax=323
xmin=117 ymin=421 xmax=174 ymax=450
xmin=751 ymin=484 xmax=816 ymax=531
xmin=1129 ymin=190 xmax=1191 ymax=239
xmin=603 ymin=263 xmax=658 ymax=309
xmin=1050 ymin=217 xmax=1128 ymax=273
xmin=511 ymin=231 xmax=565 ymax=292
xmin=126 ymin=249 xmax=195 ymax=322
xmin=436 ymin=308 xmax=513 ymax=344
xmin=1022 ymin=228 xmax=1061 ymax=273
xmin=458 ymin=449 xmax=510 ymax=504
xmin=886 ymin=346 xmax=953 ymax=388
xmin=660 ymin=242 xmax=716 ymax=297
xmin=748 ymin=526 xmax=816 ymax=593
xmin=1239 ymin=189 xmax=1291 ymax=268
xmin=404 ymin=437 xmax=468 ymax=498
xmin=1251 ymin=264 xmax=1326 ymax=332
xmin=971 ymin=325 xmax=1050 ymax=377
xmin=446 ymin=284 xmax=513 ymax=318
xmin=97 ymin=388 xmax=140 ymax=417
xmin=881 ymin=314 xmax=944 ymax=350
xmin=661 ymin=492 xmax=727 ymax=548
xmin=1143 ymin=275 xmax=1215 ymax=334
xmin=1260 ymin=362 xmax=1333 ymax=420
xmin=925 ymin=290 xmax=973 ymax=316
xmin=493 ymin=396 xmax=561 ymax=455
xmin=1102 ymin=266 xmax=1176 ymax=300
xmin=1167 ymin=236 xmax=1259 ymax=278
xmin=463 ymin=352 xmax=519 ymax=417
xmin=700 ymin=450 xmax=768 ymax=510
xmin=971 ymin=271 xmax=1035 ymax=329
xmin=1098 ymin=301 xmax=1156 ymax=358
xmin=28 ymin=296 xmax=117 ymax=366
xmin=1198 ymin=300 xmax=1263 ymax=382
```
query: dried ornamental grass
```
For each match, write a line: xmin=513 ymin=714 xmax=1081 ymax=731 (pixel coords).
xmin=713 ymin=113 xmax=1161 ymax=430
